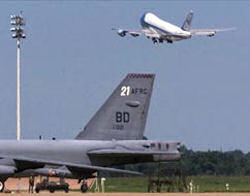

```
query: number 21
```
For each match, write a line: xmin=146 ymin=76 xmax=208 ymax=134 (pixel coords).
xmin=120 ymin=86 xmax=131 ymax=96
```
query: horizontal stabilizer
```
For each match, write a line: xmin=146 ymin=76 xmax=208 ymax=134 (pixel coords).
xmin=88 ymin=149 xmax=178 ymax=156
xmin=190 ymin=27 xmax=236 ymax=36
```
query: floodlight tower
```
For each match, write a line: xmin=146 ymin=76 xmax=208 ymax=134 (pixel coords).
xmin=10 ymin=12 xmax=26 ymax=141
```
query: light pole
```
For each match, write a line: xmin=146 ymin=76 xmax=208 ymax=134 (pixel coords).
xmin=10 ymin=12 xmax=26 ymax=141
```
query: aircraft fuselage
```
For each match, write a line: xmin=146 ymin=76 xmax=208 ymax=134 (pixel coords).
xmin=140 ymin=12 xmax=191 ymax=42
xmin=0 ymin=140 xmax=180 ymax=171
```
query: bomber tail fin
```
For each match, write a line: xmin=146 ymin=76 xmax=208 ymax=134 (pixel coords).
xmin=181 ymin=10 xmax=193 ymax=31
xmin=75 ymin=73 xmax=155 ymax=140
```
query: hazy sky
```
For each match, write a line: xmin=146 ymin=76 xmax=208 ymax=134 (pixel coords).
xmin=0 ymin=1 xmax=249 ymax=151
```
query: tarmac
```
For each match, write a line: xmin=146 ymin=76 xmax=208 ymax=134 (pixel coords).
xmin=4 ymin=178 xmax=250 ymax=195
xmin=1 ymin=193 xmax=250 ymax=196
xmin=4 ymin=177 xmax=92 ymax=191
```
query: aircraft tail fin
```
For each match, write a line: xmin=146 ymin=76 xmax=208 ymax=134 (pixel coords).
xmin=181 ymin=10 xmax=193 ymax=31
xmin=75 ymin=73 xmax=155 ymax=140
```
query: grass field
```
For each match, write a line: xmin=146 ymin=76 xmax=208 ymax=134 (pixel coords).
xmin=89 ymin=176 xmax=250 ymax=193
xmin=186 ymin=176 xmax=250 ymax=192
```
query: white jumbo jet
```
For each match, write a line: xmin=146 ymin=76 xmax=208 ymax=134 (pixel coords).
xmin=113 ymin=11 xmax=234 ymax=44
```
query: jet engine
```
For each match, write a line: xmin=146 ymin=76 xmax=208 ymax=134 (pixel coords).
xmin=117 ymin=29 xmax=127 ymax=37
xmin=207 ymin=32 xmax=216 ymax=37
xmin=0 ymin=165 xmax=16 ymax=175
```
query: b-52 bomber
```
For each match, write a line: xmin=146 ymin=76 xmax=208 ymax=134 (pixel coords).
xmin=0 ymin=73 xmax=180 ymax=192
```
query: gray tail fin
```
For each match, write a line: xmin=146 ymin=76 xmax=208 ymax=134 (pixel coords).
xmin=181 ymin=10 xmax=193 ymax=31
xmin=75 ymin=73 xmax=155 ymax=140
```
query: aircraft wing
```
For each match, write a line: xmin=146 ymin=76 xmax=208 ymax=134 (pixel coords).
xmin=190 ymin=27 xmax=235 ymax=36
xmin=0 ymin=155 xmax=142 ymax=176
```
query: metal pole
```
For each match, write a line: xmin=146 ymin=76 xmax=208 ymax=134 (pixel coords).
xmin=11 ymin=12 xmax=25 ymax=140
xmin=16 ymin=39 xmax=21 ymax=140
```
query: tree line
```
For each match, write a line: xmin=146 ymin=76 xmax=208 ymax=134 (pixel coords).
xmin=181 ymin=146 xmax=250 ymax=176
xmin=122 ymin=146 xmax=250 ymax=176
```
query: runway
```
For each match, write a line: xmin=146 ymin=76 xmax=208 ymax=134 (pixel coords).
xmin=1 ymin=193 xmax=250 ymax=196
xmin=4 ymin=178 xmax=250 ymax=195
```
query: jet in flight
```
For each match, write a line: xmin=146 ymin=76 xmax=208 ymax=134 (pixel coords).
xmin=0 ymin=73 xmax=180 ymax=192
xmin=113 ymin=11 xmax=234 ymax=44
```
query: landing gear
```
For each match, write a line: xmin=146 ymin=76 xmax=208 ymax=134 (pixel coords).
xmin=49 ymin=188 xmax=55 ymax=193
xmin=152 ymin=38 xmax=165 ymax=44
xmin=35 ymin=188 xmax=39 ymax=193
xmin=0 ymin=181 xmax=5 ymax=192
xmin=166 ymin=39 xmax=173 ymax=43
xmin=152 ymin=38 xmax=158 ymax=44
xmin=80 ymin=180 xmax=88 ymax=193
xmin=159 ymin=39 xmax=163 ymax=43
